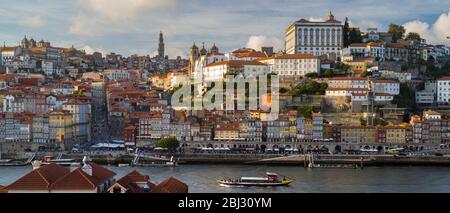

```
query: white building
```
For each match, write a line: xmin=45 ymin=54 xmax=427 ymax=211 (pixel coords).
xmin=0 ymin=47 xmax=18 ymax=66
xmin=437 ymin=76 xmax=450 ymax=104
xmin=351 ymin=93 xmax=394 ymax=102
xmin=416 ymin=91 xmax=435 ymax=104
xmin=371 ymin=79 xmax=400 ymax=95
xmin=416 ymin=81 xmax=436 ymax=105
xmin=42 ymin=61 xmax=55 ymax=76
xmin=348 ymin=42 xmax=385 ymax=61
xmin=201 ymin=60 xmax=269 ymax=81
xmin=326 ymin=88 xmax=369 ymax=97
xmin=105 ymin=69 xmax=130 ymax=80
xmin=2 ymin=95 xmax=25 ymax=113
xmin=63 ymin=102 xmax=91 ymax=142
xmin=259 ymin=53 xmax=320 ymax=76
xmin=285 ymin=12 xmax=343 ymax=60
xmin=327 ymin=77 xmax=369 ymax=89
xmin=379 ymin=70 xmax=412 ymax=82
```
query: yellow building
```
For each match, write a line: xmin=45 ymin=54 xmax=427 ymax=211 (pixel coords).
xmin=340 ymin=126 xmax=377 ymax=143
xmin=343 ymin=57 xmax=376 ymax=75
xmin=48 ymin=110 xmax=73 ymax=144
xmin=384 ymin=126 xmax=406 ymax=143
xmin=214 ymin=122 xmax=243 ymax=141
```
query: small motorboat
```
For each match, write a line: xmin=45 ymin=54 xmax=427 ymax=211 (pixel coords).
xmin=41 ymin=156 xmax=79 ymax=166
xmin=218 ymin=172 xmax=294 ymax=187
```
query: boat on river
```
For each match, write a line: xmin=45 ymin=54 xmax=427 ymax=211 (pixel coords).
xmin=0 ymin=159 xmax=28 ymax=166
xmin=218 ymin=172 xmax=294 ymax=187
xmin=40 ymin=156 xmax=79 ymax=166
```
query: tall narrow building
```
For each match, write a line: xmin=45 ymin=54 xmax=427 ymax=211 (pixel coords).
xmin=158 ymin=31 xmax=165 ymax=58
xmin=189 ymin=42 xmax=200 ymax=76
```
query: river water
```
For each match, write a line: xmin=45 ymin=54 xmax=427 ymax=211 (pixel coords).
xmin=1 ymin=165 xmax=450 ymax=193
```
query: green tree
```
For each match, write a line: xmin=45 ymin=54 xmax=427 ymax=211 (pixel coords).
xmin=388 ymin=24 xmax=406 ymax=42
xmin=393 ymin=84 xmax=415 ymax=108
xmin=374 ymin=118 xmax=388 ymax=126
xmin=297 ymin=105 xmax=314 ymax=118
xmin=305 ymin=73 xmax=319 ymax=78
xmin=343 ymin=17 xmax=350 ymax=47
xmin=405 ymin=32 xmax=421 ymax=41
xmin=156 ymin=137 xmax=180 ymax=152
xmin=349 ymin=28 xmax=362 ymax=43
xmin=279 ymin=87 xmax=289 ymax=93
xmin=291 ymin=81 xmax=328 ymax=96
xmin=360 ymin=117 xmax=367 ymax=126
xmin=322 ymin=69 xmax=335 ymax=78
xmin=361 ymin=70 xmax=372 ymax=77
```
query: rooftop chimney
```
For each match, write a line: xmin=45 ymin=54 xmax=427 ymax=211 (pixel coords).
xmin=31 ymin=160 xmax=42 ymax=170
xmin=82 ymin=156 xmax=93 ymax=176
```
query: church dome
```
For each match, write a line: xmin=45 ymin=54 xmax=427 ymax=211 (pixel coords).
xmin=200 ymin=42 xmax=207 ymax=55
xmin=210 ymin=43 xmax=219 ymax=54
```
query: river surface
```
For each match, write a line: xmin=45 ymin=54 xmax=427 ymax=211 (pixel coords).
xmin=1 ymin=165 xmax=450 ymax=193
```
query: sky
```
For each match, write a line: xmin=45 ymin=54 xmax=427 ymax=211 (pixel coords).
xmin=1 ymin=0 xmax=450 ymax=58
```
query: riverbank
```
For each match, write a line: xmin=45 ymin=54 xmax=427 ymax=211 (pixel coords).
xmin=4 ymin=153 xmax=450 ymax=167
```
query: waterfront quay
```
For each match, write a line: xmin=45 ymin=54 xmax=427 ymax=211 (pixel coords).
xmin=3 ymin=147 xmax=450 ymax=167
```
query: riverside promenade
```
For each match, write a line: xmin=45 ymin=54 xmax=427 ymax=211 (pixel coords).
xmin=5 ymin=151 xmax=450 ymax=167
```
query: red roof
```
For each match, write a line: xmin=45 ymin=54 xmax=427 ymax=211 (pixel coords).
xmin=113 ymin=170 xmax=153 ymax=193
xmin=18 ymin=78 xmax=40 ymax=86
xmin=5 ymin=164 xmax=69 ymax=191
xmin=151 ymin=177 xmax=188 ymax=193
xmin=122 ymin=170 xmax=149 ymax=183
xmin=296 ymin=18 xmax=341 ymax=24
xmin=51 ymin=163 xmax=116 ymax=191
xmin=206 ymin=60 xmax=265 ymax=67
xmin=438 ymin=76 xmax=450 ymax=81
xmin=234 ymin=52 xmax=267 ymax=58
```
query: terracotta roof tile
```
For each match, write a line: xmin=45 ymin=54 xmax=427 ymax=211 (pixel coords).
xmin=438 ymin=76 xmax=450 ymax=81
xmin=152 ymin=177 xmax=188 ymax=193
xmin=112 ymin=171 xmax=154 ymax=193
xmin=50 ymin=163 xmax=116 ymax=191
xmin=234 ymin=52 xmax=267 ymax=58
xmin=206 ymin=60 xmax=265 ymax=67
xmin=121 ymin=170 xmax=149 ymax=183
xmin=0 ymin=185 xmax=6 ymax=193
xmin=5 ymin=163 xmax=69 ymax=191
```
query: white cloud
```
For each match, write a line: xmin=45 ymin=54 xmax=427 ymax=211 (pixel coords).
xmin=52 ymin=40 xmax=107 ymax=55
xmin=348 ymin=19 xmax=382 ymax=31
xmin=403 ymin=10 xmax=450 ymax=45
xmin=20 ymin=16 xmax=44 ymax=28
xmin=78 ymin=0 xmax=176 ymax=20
xmin=82 ymin=45 xmax=107 ymax=55
xmin=69 ymin=0 xmax=176 ymax=36
xmin=245 ymin=35 xmax=283 ymax=52
xmin=308 ymin=17 xmax=324 ymax=22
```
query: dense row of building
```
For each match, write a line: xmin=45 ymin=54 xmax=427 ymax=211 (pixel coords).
xmin=0 ymin=32 xmax=188 ymax=77
xmin=1 ymin=11 xmax=450 ymax=153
